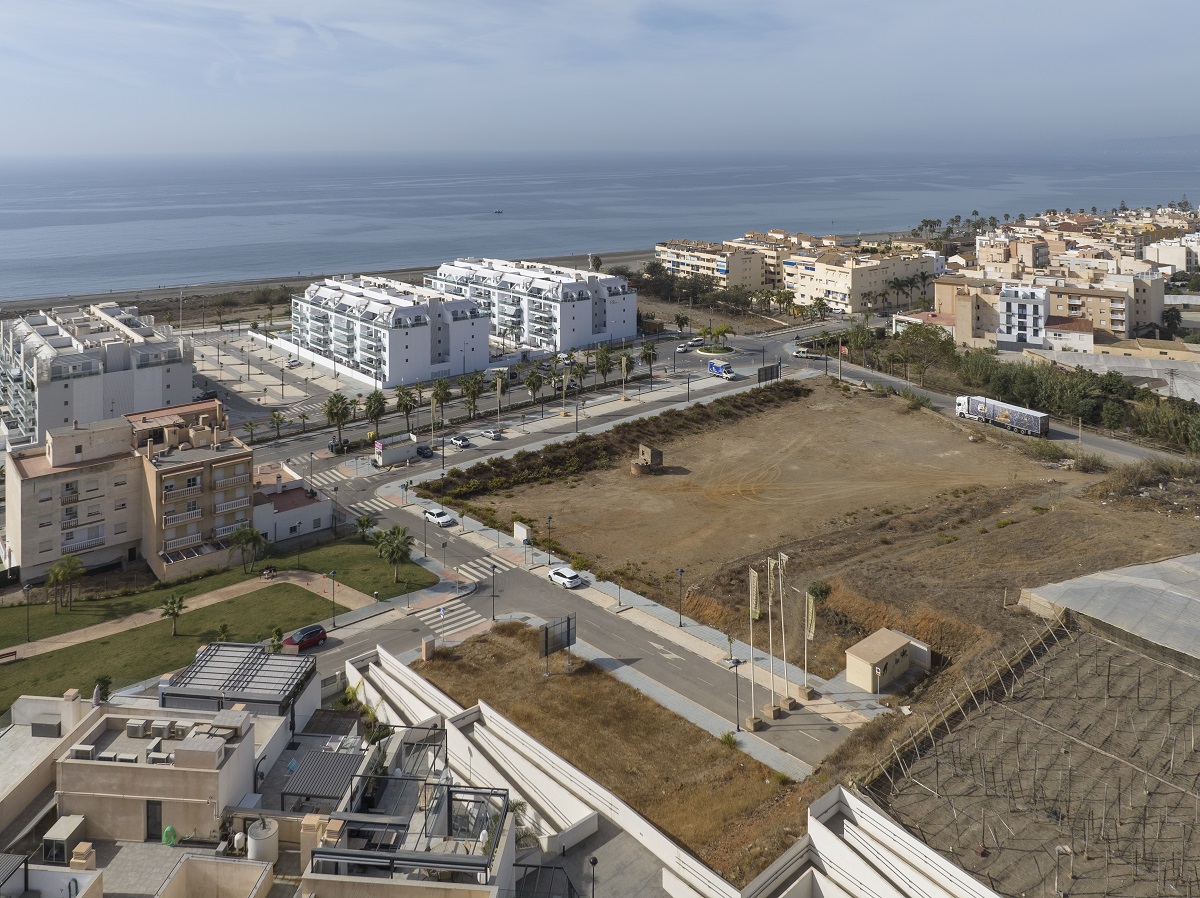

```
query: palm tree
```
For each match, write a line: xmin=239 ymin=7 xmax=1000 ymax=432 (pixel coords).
xmin=698 ymin=324 xmax=713 ymax=346
xmin=524 ymin=370 xmax=544 ymax=410
xmin=639 ymin=341 xmax=658 ymax=385
xmin=269 ymin=411 xmax=287 ymax=439
xmin=229 ymin=524 xmax=267 ymax=573
xmin=160 ymin=594 xmax=186 ymax=637
xmin=365 ymin=389 xmax=387 ymax=435
xmin=673 ymin=312 xmax=690 ymax=333
xmin=349 ymin=396 xmax=361 ymax=422
xmin=459 ymin=372 xmax=485 ymax=419
xmin=712 ymin=324 xmax=733 ymax=347
xmin=354 ymin=512 xmax=375 ymax=542
xmin=558 ymin=353 xmax=576 ymax=413
xmin=47 ymin=555 xmax=85 ymax=612
xmin=323 ymin=392 xmax=351 ymax=446
xmin=570 ymin=361 xmax=588 ymax=396
xmin=619 ymin=352 xmax=635 ymax=399
xmin=298 ymin=411 xmax=309 ymax=433
xmin=216 ymin=623 xmax=231 ymax=642
xmin=373 ymin=524 xmax=416 ymax=584
xmin=812 ymin=298 xmax=830 ymax=321
xmin=915 ymin=270 xmax=934 ymax=307
xmin=595 ymin=346 xmax=614 ymax=385
xmin=430 ymin=379 xmax=452 ymax=434
xmin=393 ymin=385 xmax=416 ymax=433
xmin=242 ymin=420 xmax=257 ymax=444
xmin=860 ymin=289 xmax=878 ymax=311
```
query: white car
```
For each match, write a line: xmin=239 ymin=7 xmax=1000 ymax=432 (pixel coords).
xmin=548 ymin=567 xmax=583 ymax=588
xmin=286 ymin=358 xmax=302 ymax=369
xmin=675 ymin=344 xmax=691 ymax=353
xmin=688 ymin=337 xmax=705 ymax=347
xmin=450 ymin=435 xmax=471 ymax=449
xmin=480 ymin=428 xmax=502 ymax=440
xmin=424 ymin=509 xmax=456 ymax=526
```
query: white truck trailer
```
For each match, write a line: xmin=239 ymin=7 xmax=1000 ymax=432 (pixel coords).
xmin=955 ymin=395 xmax=1049 ymax=437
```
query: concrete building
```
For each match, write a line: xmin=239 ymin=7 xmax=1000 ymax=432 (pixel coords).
xmin=1 ymin=400 xmax=251 ymax=581
xmin=654 ymin=239 xmax=767 ymax=290
xmin=996 ymin=284 xmax=1048 ymax=348
xmin=252 ymin=473 xmax=333 ymax=546
xmin=0 ymin=303 xmax=193 ymax=450
xmin=723 ymin=231 xmax=800 ymax=289
xmin=1043 ymin=315 xmax=1095 ymax=352
xmin=426 ymin=258 xmax=637 ymax=354
xmin=288 ymin=276 xmax=490 ymax=390
xmin=782 ymin=251 xmax=936 ymax=315
xmin=845 ymin=629 xmax=928 ymax=694
xmin=1144 ymin=236 xmax=1200 ymax=273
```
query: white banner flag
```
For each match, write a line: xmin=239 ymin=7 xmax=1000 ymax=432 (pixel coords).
xmin=806 ymin=593 xmax=816 ymax=641
xmin=749 ymin=568 xmax=760 ymax=619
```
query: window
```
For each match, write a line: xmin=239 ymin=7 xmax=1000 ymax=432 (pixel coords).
xmin=313 ymin=517 xmax=321 ymax=529
xmin=75 ymin=444 xmax=82 ymax=454
xmin=40 ymin=541 xmax=53 ymax=553
xmin=186 ymin=500 xmax=198 ymax=513
xmin=115 ymin=523 xmax=127 ymax=535
xmin=39 ymin=519 xmax=51 ymax=528
xmin=289 ymin=524 xmax=299 ymax=535
xmin=186 ymin=475 xmax=199 ymax=489
xmin=115 ymin=500 xmax=126 ymax=511
xmin=114 ymin=477 xmax=126 ymax=487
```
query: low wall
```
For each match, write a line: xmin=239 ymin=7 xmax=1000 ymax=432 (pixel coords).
xmin=154 ymin=856 xmax=273 ymax=898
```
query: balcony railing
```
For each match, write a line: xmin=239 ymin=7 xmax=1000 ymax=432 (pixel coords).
xmin=213 ymin=521 xmax=248 ymax=538
xmin=61 ymin=492 xmax=80 ymax=506
xmin=164 ymin=533 xmax=203 ymax=552
xmin=63 ymin=536 xmax=105 ymax=554
xmin=61 ymin=517 xmax=80 ymax=531
xmin=164 ymin=484 xmax=203 ymax=500
xmin=215 ymin=473 xmax=250 ymax=489
xmin=215 ymin=497 xmax=251 ymax=514
xmin=163 ymin=509 xmax=203 ymax=527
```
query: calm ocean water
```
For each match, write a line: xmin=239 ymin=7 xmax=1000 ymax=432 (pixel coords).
xmin=0 ymin=150 xmax=1196 ymax=302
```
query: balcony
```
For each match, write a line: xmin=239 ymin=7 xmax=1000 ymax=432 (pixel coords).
xmin=61 ymin=517 xmax=80 ymax=531
xmin=215 ymin=473 xmax=250 ymax=489
xmin=215 ymin=497 xmax=251 ymax=514
xmin=164 ymin=484 xmax=203 ymax=500
xmin=164 ymin=533 xmax=203 ymax=552
xmin=63 ymin=536 xmax=105 ymax=554
xmin=61 ymin=492 xmax=80 ymax=506
xmin=213 ymin=521 xmax=248 ymax=538
xmin=163 ymin=508 xmax=203 ymax=527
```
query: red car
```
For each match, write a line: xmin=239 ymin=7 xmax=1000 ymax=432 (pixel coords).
xmin=283 ymin=624 xmax=327 ymax=650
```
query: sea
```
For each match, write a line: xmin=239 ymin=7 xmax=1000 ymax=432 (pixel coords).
xmin=0 ymin=149 xmax=1197 ymax=303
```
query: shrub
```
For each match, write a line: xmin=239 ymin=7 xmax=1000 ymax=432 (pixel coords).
xmin=1074 ymin=451 xmax=1109 ymax=474
xmin=719 ymin=731 xmax=739 ymax=749
xmin=1023 ymin=440 xmax=1067 ymax=462
xmin=995 ymin=518 xmax=1016 ymax=529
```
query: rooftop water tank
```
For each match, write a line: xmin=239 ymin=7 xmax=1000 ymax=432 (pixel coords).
xmin=246 ymin=818 xmax=279 ymax=864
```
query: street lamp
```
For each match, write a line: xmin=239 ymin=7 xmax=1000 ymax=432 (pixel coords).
xmin=490 ymin=564 xmax=497 ymax=621
xmin=729 ymin=657 xmax=743 ymax=731
xmin=439 ymin=472 xmax=446 ymax=510
xmin=589 ymin=856 xmax=597 ymax=898
xmin=546 ymin=516 xmax=553 ymax=565
xmin=23 ymin=582 xmax=32 ymax=644
xmin=308 ymin=451 xmax=314 ymax=494
xmin=329 ymin=570 xmax=338 ymax=627
xmin=676 ymin=568 xmax=685 ymax=627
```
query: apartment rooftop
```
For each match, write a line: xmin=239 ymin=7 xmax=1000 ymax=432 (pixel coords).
xmin=430 ymin=257 xmax=632 ymax=302
xmin=150 ymin=438 xmax=250 ymax=471
xmin=299 ymin=276 xmax=481 ymax=328
xmin=655 ymin=238 xmax=732 ymax=254
xmin=163 ymin=643 xmax=316 ymax=709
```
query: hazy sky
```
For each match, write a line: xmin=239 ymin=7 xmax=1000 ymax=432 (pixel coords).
xmin=2 ymin=0 xmax=1196 ymax=158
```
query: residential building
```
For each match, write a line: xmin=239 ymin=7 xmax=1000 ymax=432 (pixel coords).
xmin=252 ymin=471 xmax=333 ymax=545
xmin=782 ymin=251 xmax=936 ymax=315
xmin=1040 ymin=271 xmax=1163 ymax=338
xmin=653 ymin=239 xmax=767 ymax=290
xmin=2 ymin=400 xmax=251 ymax=581
xmin=995 ymin=284 xmax=1047 ymax=348
xmin=1144 ymin=236 xmax=1200 ymax=273
xmin=0 ymin=303 xmax=193 ymax=450
xmin=426 ymin=257 xmax=637 ymax=354
xmin=287 ymin=276 xmax=489 ymax=389
xmin=723 ymin=231 xmax=800 ymax=288
xmin=1043 ymin=315 xmax=1095 ymax=352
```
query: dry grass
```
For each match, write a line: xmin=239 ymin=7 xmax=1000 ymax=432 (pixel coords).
xmin=414 ymin=622 xmax=790 ymax=885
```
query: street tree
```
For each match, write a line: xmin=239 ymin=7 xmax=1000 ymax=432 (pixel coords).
xmin=373 ymin=525 xmax=416 ymax=583
xmin=393 ymin=386 xmax=417 ymax=433
xmin=161 ymin=594 xmax=186 ymax=637
xmin=323 ymin=392 xmax=351 ymax=446
xmin=595 ymin=346 xmax=614 ymax=385
xmin=269 ymin=410 xmax=288 ymax=439
xmin=354 ymin=512 xmax=375 ymax=542
xmin=365 ymin=389 xmax=387 ymax=435
xmin=459 ymin=372 xmax=485 ymax=419
xmin=898 ymin=322 xmax=956 ymax=386
xmin=639 ymin=341 xmax=658 ymax=383
xmin=229 ymin=524 xmax=268 ymax=573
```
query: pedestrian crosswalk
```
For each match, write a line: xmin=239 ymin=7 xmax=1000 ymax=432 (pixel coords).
xmin=412 ymin=599 xmax=485 ymax=641
xmin=310 ymin=468 xmax=349 ymax=487
xmin=347 ymin=497 xmax=394 ymax=516
xmin=452 ymin=555 xmax=518 ymax=583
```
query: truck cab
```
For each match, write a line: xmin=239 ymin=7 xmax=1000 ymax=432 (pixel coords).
xmin=707 ymin=359 xmax=735 ymax=380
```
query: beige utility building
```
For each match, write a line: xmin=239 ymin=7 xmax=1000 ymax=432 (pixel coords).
xmin=845 ymin=629 xmax=929 ymax=694
xmin=2 ymin=400 xmax=251 ymax=581
xmin=654 ymin=239 xmax=767 ymax=289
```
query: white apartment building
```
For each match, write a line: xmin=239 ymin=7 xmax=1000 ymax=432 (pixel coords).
xmin=426 ymin=258 xmax=637 ymax=354
xmin=288 ymin=276 xmax=489 ymax=389
xmin=0 ymin=303 xmax=193 ymax=450
xmin=995 ymin=285 xmax=1048 ymax=348
xmin=1144 ymin=235 xmax=1200 ymax=273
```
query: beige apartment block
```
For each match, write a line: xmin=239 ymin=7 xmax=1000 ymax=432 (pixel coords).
xmin=783 ymin=252 xmax=936 ymax=315
xmin=723 ymin=231 xmax=801 ymax=289
xmin=653 ymin=239 xmax=767 ymax=289
xmin=1 ymin=400 xmax=248 ymax=582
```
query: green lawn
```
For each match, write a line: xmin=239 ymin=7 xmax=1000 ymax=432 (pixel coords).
xmin=279 ymin=538 xmax=438 ymax=599
xmin=0 ymin=567 xmax=257 ymax=651
xmin=0 ymin=584 xmax=346 ymax=713
xmin=0 ymin=537 xmax=437 ymax=652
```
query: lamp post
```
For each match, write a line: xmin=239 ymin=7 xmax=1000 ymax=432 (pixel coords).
xmin=23 ymin=583 xmax=32 ymax=643
xmin=589 ymin=856 xmax=597 ymax=898
xmin=676 ymin=568 xmax=685 ymax=627
xmin=546 ymin=516 xmax=553 ymax=565
xmin=332 ymin=487 xmax=339 ymax=536
xmin=329 ymin=570 xmax=337 ymax=627
xmin=729 ymin=657 xmax=743 ymax=731
xmin=574 ymin=403 xmax=579 ymax=434
xmin=439 ymin=472 xmax=446 ymax=510
xmin=308 ymin=452 xmax=314 ymax=493
xmin=490 ymin=564 xmax=497 ymax=621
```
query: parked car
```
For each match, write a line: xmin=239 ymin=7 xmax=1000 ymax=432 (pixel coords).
xmin=415 ymin=444 xmax=434 ymax=458
xmin=548 ymin=567 xmax=584 ymax=588
xmin=196 ymin=389 xmax=218 ymax=401
xmin=328 ymin=438 xmax=350 ymax=453
xmin=480 ymin=429 xmax=502 ymax=440
xmin=286 ymin=358 xmax=302 ymax=369
xmin=450 ymin=435 xmax=471 ymax=449
xmin=283 ymin=624 xmax=327 ymax=651
xmin=424 ymin=509 xmax=456 ymax=526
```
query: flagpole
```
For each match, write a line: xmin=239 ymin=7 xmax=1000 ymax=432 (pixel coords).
xmin=778 ymin=553 xmax=791 ymax=707
xmin=748 ymin=566 xmax=759 ymax=731
xmin=766 ymin=557 xmax=777 ymax=714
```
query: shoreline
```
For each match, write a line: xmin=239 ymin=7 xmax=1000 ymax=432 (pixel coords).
xmin=0 ymin=248 xmax=657 ymax=314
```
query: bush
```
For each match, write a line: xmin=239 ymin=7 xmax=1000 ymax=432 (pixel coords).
xmin=995 ymin=519 xmax=1016 ymax=529
xmin=1023 ymin=440 xmax=1067 ymax=462
xmin=719 ymin=731 xmax=739 ymax=749
xmin=1074 ymin=451 xmax=1109 ymax=474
